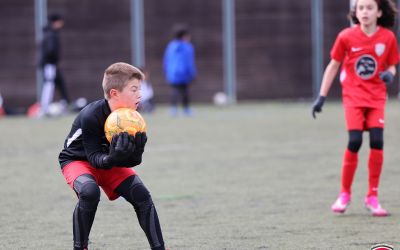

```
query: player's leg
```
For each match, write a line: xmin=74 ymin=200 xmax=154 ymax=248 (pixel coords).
xmin=72 ymin=174 xmax=101 ymax=249
xmin=364 ymin=128 xmax=387 ymax=216
xmin=54 ymin=68 xmax=70 ymax=105
xmin=0 ymin=92 xmax=4 ymax=117
xmin=180 ymin=84 xmax=192 ymax=116
xmin=331 ymin=130 xmax=362 ymax=213
xmin=115 ymin=175 xmax=165 ymax=250
xmin=363 ymin=107 xmax=388 ymax=216
xmin=331 ymin=107 xmax=364 ymax=213
xmin=170 ymin=85 xmax=179 ymax=116
xmin=367 ymin=127 xmax=384 ymax=197
xmin=341 ymin=130 xmax=362 ymax=193
xmin=40 ymin=64 xmax=56 ymax=116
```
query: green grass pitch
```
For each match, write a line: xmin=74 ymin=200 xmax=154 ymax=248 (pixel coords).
xmin=1 ymin=101 xmax=400 ymax=249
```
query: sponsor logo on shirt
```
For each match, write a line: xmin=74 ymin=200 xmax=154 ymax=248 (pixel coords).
xmin=355 ymin=54 xmax=377 ymax=80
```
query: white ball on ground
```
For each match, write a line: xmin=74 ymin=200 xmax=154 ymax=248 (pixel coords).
xmin=213 ymin=92 xmax=228 ymax=106
xmin=47 ymin=102 xmax=64 ymax=117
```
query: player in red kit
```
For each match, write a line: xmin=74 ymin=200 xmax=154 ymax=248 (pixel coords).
xmin=312 ymin=0 xmax=399 ymax=216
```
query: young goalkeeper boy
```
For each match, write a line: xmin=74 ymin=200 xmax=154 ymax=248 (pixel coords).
xmin=59 ymin=62 xmax=166 ymax=249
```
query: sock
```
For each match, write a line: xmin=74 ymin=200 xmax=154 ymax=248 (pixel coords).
xmin=340 ymin=149 xmax=358 ymax=194
xmin=367 ymin=149 xmax=383 ymax=197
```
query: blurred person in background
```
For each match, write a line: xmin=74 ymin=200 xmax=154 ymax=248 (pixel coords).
xmin=163 ymin=24 xmax=197 ymax=117
xmin=0 ymin=92 xmax=4 ymax=117
xmin=138 ymin=67 xmax=155 ymax=113
xmin=38 ymin=13 xmax=70 ymax=117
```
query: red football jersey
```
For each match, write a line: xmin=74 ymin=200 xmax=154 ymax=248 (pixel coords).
xmin=331 ymin=25 xmax=399 ymax=108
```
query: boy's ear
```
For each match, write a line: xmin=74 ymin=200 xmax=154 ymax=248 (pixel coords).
xmin=109 ymin=89 xmax=119 ymax=98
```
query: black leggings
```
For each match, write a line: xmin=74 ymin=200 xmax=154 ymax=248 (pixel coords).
xmin=72 ymin=174 xmax=164 ymax=250
xmin=347 ymin=128 xmax=383 ymax=153
xmin=115 ymin=175 xmax=165 ymax=250
xmin=72 ymin=174 xmax=100 ymax=250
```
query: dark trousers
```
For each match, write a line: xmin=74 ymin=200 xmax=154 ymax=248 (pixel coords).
xmin=170 ymin=84 xmax=190 ymax=108
xmin=54 ymin=68 xmax=70 ymax=103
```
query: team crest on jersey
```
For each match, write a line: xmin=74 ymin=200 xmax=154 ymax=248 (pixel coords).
xmin=370 ymin=243 xmax=394 ymax=250
xmin=355 ymin=54 xmax=377 ymax=80
xmin=375 ymin=43 xmax=385 ymax=56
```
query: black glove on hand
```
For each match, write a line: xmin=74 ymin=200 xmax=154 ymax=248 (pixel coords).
xmin=380 ymin=71 xmax=394 ymax=85
xmin=133 ymin=132 xmax=148 ymax=154
xmin=118 ymin=132 xmax=147 ymax=168
xmin=312 ymin=95 xmax=326 ymax=119
xmin=105 ymin=132 xmax=135 ymax=167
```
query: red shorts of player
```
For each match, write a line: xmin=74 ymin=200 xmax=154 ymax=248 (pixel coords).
xmin=62 ymin=161 xmax=136 ymax=200
xmin=344 ymin=107 xmax=385 ymax=131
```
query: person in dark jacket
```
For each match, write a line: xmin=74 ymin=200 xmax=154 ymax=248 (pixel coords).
xmin=163 ymin=24 xmax=197 ymax=117
xmin=39 ymin=13 xmax=70 ymax=117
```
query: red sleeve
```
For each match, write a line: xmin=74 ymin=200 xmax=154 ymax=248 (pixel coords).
xmin=330 ymin=32 xmax=346 ymax=62
xmin=386 ymin=34 xmax=399 ymax=66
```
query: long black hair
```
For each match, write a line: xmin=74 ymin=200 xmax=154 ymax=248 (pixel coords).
xmin=349 ymin=0 xmax=398 ymax=28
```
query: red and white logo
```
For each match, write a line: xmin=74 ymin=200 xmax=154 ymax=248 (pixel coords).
xmin=371 ymin=243 xmax=394 ymax=250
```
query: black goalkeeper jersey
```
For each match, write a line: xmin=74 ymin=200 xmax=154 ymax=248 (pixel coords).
xmin=59 ymin=99 xmax=112 ymax=169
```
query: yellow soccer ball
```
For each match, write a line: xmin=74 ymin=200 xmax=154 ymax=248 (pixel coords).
xmin=104 ymin=108 xmax=146 ymax=143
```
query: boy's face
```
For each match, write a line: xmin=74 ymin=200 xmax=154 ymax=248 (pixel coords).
xmin=355 ymin=0 xmax=382 ymax=27
xmin=112 ymin=79 xmax=141 ymax=110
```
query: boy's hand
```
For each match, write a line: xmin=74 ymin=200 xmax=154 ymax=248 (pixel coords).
xmin=118 ymin=132 xmax=147 ymax=168
xmin=107 ymin=132 xmax=135 ymax=166
xmin=312 ymin=95 xmax=326 ymax=119
xmin=134 ymin=132 xmax=148 ymax=153
xmin=380 ymin=71 xmax=394 ymax=85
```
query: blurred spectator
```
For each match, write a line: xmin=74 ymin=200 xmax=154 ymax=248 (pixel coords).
xmin=138 ymin=67 xmax=155 ymax=113
xmin=163 ymin=24 xmax=197 ymax=117
xmin=38 ymin=13 xmax=70 ymax=117
xmin=0 ymin=92 xmax=4 ymax=117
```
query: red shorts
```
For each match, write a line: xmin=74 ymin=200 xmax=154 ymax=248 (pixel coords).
xmin=62 ymin=161 xmax=136 ymax=200
xmin=344 ymin=107 xmax=385 ymax=131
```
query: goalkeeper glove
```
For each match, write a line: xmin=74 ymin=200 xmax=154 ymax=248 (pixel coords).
xmin=312 ymin=95 xmax=326 ymax=119
xmin=104 ymin=132 xmax=135 ymax=167
xmin=380 ymin=70 xmax=394 ymax=85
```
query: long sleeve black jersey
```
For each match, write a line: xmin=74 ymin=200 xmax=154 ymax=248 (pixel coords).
xmin=40 ymin=26 xmax=61 ymax=66
xmin=59 ymin=99 xmax=112 ymax=169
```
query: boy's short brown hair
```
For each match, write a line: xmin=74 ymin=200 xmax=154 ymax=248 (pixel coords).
xmin=102 ymin=62 xmax=144 ymax=99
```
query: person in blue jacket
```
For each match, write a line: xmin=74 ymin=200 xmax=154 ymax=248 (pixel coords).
xmin=163 ymin=25 xmax=197 ymax=117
